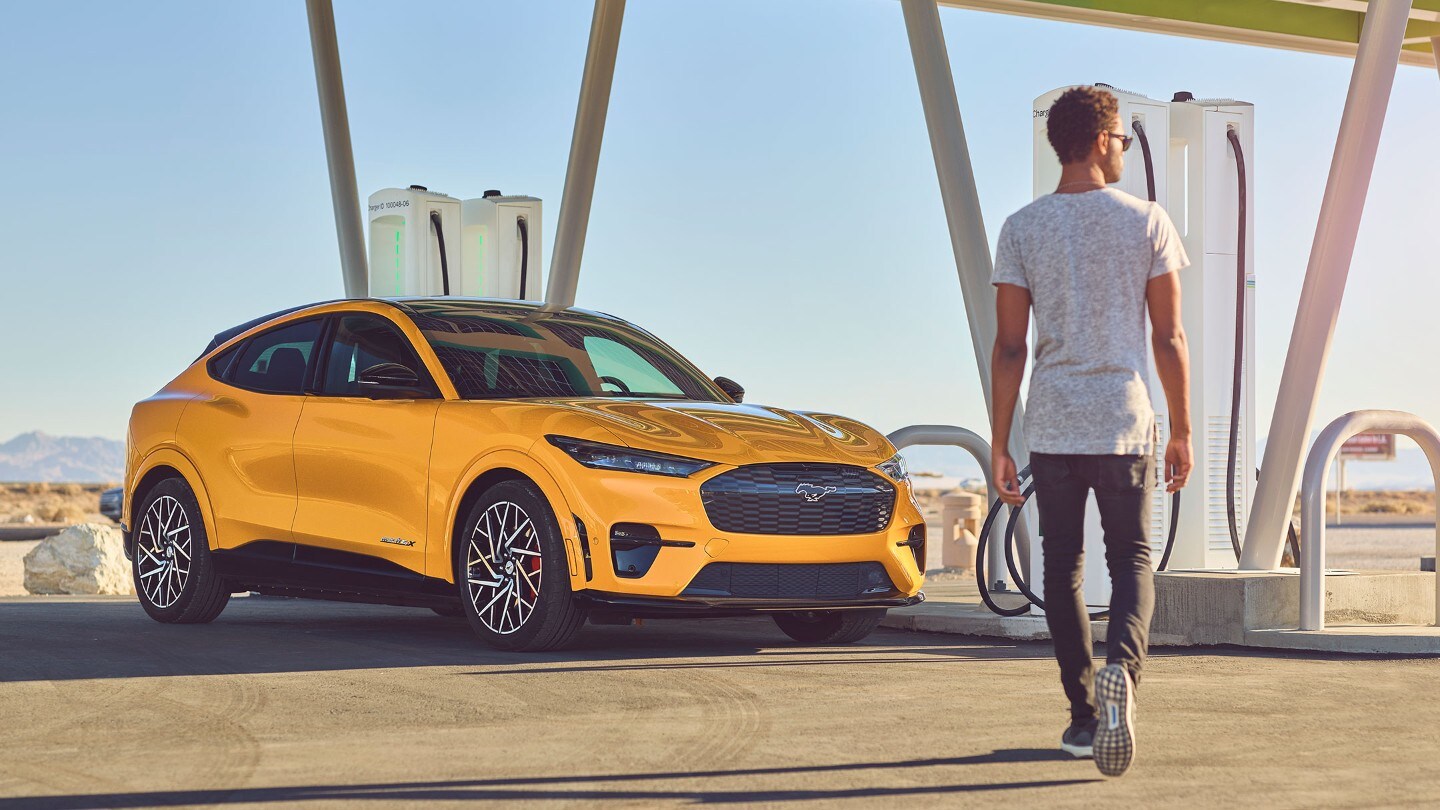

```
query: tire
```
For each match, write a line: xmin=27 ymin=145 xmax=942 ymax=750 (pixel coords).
xmin=132 ymin=477 xmax=229 ymax=624
xmin=772 ymin=609 xmax=886 ymax=644
xmin=456 ymin=480 xmax=587 ymax=651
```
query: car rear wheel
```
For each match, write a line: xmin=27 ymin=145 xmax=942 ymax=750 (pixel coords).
xmin=457 ymin=480 xmax=586 ymax=651
xmin=133 ymin=478 xmax=229 ymax=624
xmin=772 ymin=609 xmax=885 ymax=644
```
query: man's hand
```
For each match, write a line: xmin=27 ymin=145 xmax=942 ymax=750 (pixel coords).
xmin=992 ymin=452 xmax=1026 ymax=507
xmin=1164 ymin=437 xmax=1193 ymax=493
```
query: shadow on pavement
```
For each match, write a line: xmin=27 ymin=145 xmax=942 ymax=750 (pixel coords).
xmin=1 ymin=596 xmax=1367 ymax=684
xmin=0 ymin=752 xmax=1099 ymax=808
xmin=0 ymin=597 xmax=1057 ymax=683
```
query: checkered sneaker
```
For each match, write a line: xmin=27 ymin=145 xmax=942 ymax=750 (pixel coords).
xmin=1093 ymin=664 xmax=1136 ymax=777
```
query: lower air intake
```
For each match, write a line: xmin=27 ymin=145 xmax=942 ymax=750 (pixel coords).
xmin=681 ymin=562 xmax=895 ymax=600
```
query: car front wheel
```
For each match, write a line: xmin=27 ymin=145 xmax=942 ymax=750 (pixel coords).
xmin=772 ymin=609 xmax=886 ymax=644
xmin=457 ymin=480 xmax=586 ymax=651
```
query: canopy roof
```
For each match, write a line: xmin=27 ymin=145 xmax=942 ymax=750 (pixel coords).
xmin=940 ymin=0 xmax=1440 ymax=67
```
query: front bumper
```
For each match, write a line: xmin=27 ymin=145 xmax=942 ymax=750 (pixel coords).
xmin=547 ymin=452 xmax=928 ymax=602
xmin=577 ymin=591 xmax=925 ymax=619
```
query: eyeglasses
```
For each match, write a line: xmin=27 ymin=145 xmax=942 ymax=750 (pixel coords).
xmin=1107 ymin=132 xmax=1133 ymax=152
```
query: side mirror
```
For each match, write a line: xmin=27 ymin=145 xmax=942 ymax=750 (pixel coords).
xmin=358 ymin=363 xmax=427 ymax=399
xmin=714 ymin=376 xmax=745 ymax=403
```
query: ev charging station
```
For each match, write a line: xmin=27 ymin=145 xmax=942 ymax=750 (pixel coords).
xmin=305 ymin=0 xmax=1440 ymax=649
xmin=461 ymin=192 xmax=543 ymax=300
xmin=1027 ymin=86 xmax=1256 ymax=608
xmin=365 ymin=186 xmax=542 ymax=299
xmin=366 ymin=186 xmax=461 ymax=298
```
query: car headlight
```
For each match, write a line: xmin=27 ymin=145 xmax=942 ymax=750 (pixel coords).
xmin=877 ymin=452 xmax=909 ymax=484
xmin=546 ymin=436 xmax=716 ymax=478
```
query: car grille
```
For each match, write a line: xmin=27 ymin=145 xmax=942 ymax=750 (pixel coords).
xmin=682 ymin=562 xmax=896 ymax=600
xmin=699 ymin=463 xmax=895 ymax=535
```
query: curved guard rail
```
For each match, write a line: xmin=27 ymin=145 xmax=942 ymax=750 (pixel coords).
xmin=1299 ymin=410 xmax=1440 ymax=631
xmin=886 ymin=424 xmax=1033 ymax=587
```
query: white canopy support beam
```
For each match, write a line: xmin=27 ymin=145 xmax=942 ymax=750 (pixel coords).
xmin=900 ymin=0 xmax=1028 ymax=464
xmin=545 ymin=0 xmax=626 ymax=309
xmin=1241 ymin=0 xmax=1415 ymax=570
xmin=305 ymin=0 xmax=367 ymax=299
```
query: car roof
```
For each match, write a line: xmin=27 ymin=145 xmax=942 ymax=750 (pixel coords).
xmin=386 ymin=297 xmax=622 ymax=322
xmin=201 ymin=297 xmax=627 ymax=358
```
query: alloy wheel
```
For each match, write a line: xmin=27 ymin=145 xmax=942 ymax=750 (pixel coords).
xmin=136 ymin=494 xmax=193 ymax=609
xmin=465 ymin=500 xmax=542 ymax=634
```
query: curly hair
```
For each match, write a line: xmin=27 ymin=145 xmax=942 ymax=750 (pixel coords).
xmin=1046 ymin=86 xmax=1119 ymax=165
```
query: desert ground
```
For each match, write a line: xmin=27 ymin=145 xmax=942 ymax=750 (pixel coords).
xmin=0 ymin=482 xmax=113 ymax=526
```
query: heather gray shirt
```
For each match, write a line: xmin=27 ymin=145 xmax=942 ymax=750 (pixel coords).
xmin=992 ymin=187 xmax=1189 ymax=455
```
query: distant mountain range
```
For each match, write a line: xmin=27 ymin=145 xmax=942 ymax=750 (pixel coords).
xmin=0 ymin=432 xmax=124 ymax=483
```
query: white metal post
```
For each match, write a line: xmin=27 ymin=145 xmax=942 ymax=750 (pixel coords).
xmin=1240 ymin=0 xmax=1414 ymax=570
xmin=887 ymin=425 xmax=1033 ymax=594
xmin=1336 ymin=459 xmax=1345 ymax=526
xmin=545 ymin=0 xmax=625 ymax=309
xmin=900 ymin=0 xmax=1027 ymax=464
xmin=1298 ymin=411 xmax=1440 ymax=631
xmin=305 ymin=0 xmax=367 ymax=298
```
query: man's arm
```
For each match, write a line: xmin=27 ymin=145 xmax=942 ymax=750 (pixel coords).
xmin=1146 ymin=271 xmax=1193 ymax=492
xmin=991 ymin=283 xmax=1031 ymax=507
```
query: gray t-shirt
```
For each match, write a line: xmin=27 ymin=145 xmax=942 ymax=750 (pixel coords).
xmin=992 ymin=187 xmax=1189 ymax=455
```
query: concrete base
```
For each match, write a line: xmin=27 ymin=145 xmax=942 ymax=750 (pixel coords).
xmin=1247 ymin=625 xmax=1440 ymax=654
xmin=1152 ymin=569 xmax=1436 ymax=645
xmin=882 ymin=569 xmax=1440 ymax=654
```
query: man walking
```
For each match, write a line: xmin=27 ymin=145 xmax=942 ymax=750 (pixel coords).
xmin=989 ymin=86 xmax=1193 ymax=777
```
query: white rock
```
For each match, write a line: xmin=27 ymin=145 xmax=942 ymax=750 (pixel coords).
xmin=23 ymin=523 xmax=134 ymax=595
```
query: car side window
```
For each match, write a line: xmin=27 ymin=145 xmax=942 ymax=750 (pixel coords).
xmin=206 ymin=344 xmax=241 ymax=382
xmin=229 ymin=319 xmax=323 ymax=395
xmin=320 ymin=315 xmax=434 ymax=397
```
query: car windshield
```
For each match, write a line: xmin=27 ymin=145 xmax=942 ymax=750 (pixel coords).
xmin=406 ymin=301 xmax=727 ymax=402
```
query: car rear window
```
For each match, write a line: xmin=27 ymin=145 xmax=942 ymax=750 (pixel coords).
xmin=229 ymin=319 xmax=324 ymax=395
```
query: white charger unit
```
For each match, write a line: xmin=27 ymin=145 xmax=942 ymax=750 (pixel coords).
xmin=460 ymin=191 xmax=543 ymax=300
xmin=1164 ymin=94 xmax=1256 ymax=571
xmin=367 ymin=186 xmax=462 ymax=297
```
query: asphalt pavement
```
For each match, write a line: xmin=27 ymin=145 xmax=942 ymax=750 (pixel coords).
xmin=3 ymin=596 xmax=1440 ymax=808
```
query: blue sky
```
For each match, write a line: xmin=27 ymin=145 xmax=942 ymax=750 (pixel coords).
xmin=2 ymin=0 xmax=1437 ymax=464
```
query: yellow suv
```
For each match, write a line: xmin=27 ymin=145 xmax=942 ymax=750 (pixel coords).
xmin=124 ymin=299 xmax=925 ymax=650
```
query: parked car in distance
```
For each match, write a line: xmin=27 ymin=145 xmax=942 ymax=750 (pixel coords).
xmin=123 ymin=298 xmax=926 ymax=650
xmin=99 ymin=487 xmax=122 ymax=523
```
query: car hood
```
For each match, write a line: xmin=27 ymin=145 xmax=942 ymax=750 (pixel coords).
xmin=537 ymin=399 xmax=895 ymax=467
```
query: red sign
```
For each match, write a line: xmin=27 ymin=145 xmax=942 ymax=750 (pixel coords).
xmin=1339 ymin=433 xmax=1395 ymax=461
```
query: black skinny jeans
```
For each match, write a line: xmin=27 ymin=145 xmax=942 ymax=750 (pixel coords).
xmin=1030 ymin=452 xmax=1155 ymax=724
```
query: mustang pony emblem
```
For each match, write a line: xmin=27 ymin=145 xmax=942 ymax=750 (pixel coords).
xmin=795 ymin=483 xmax=838 ymax=502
